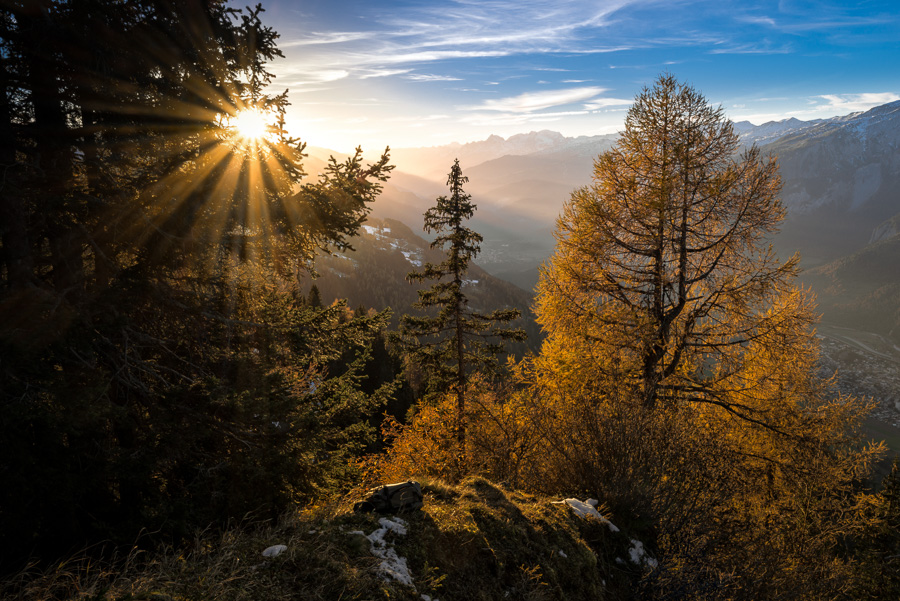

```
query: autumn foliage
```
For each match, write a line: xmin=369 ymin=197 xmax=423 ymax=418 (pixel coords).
xmin=381 ymin=76 xmax=886 ymax=599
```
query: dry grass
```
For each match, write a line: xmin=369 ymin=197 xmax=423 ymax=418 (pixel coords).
xmin=2 ymin=479 xmax=649 ymax=601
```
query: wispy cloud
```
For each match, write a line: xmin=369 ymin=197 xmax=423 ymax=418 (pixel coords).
xmin=818 ymin=92 xmax=900 ymax=113
xmin=405 ymin=74 xmax=464 ymax=82
xmin=737 ymin=14 xmax=893 ymax=33
xmin=733 ymin=92 xmax=900 ymax=124
xmin=272 ymin=65 xmax=350 ymax=84
xmin=364 ymin=49 xmax=512 ymax=64
xmin=280 ymin=31 xmax=375 ymax=47
xmin=584 ymin=98 xmax=632 ymax=110
xmin=737 ymin=16 xmax=777 ymax=27
xmin=271 ymin=0 xmax=899 ymax=151
xmin=278 ymin=0 xmax=642 ymax=81
xmin=708 ymin=41 xmax=792 ymax=55
xmin=378 ymin=0 xmax=635 ymax=52
xmin=462 ymin=86 xmax=608 ymax=113
xmin=359 ymin=68 xmax=413 ymax=79
xmin=310 ymin=70 xmax=350 ymax=83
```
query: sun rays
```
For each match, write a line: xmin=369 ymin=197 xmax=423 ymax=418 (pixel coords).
xmin=229 ymin=107 xmax=276 ymax=143
xmin=129 ymin=98 xmax=307 ymax=280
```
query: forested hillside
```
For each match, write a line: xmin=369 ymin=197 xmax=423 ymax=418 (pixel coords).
xmin=2 ymin=3 xmax=899 ymax=600
xmin=306 ymin=217 xmax=541 ymax=353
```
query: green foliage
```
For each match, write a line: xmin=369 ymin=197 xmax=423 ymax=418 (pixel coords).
xmin=307 ymin=216 xmax=543 ymax=356
xmin=1 ymin=6 xmax=891 ymax=595
xmin=0 ymin=262 xmax=396 ymax=565
xmin=0 ymin=0 xmax=394 ymax=570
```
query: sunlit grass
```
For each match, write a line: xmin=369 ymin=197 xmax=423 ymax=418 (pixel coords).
xmin=1 ymin=478 xmax=629 ymax=601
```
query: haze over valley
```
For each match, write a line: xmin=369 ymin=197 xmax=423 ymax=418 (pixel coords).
xmin=306 ymin=99 xmax=900 ymax=434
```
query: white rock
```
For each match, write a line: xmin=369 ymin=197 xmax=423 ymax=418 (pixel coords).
xmin=262 ymin=544 xmax=288 ymax=558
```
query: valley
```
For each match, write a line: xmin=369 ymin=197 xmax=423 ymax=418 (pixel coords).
xmin=817 ymin=325 xmax=900 ymax=440
xmin=309 ymin=100 xmax=900 ymax=444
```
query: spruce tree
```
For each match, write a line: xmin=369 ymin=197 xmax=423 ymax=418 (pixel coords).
xmin=398 ymin=159 xmax=525 ymax=454
xmin=0 ymin=0 xmax=394 ymax=563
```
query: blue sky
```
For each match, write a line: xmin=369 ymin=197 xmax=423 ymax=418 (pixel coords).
xmin=254 ymin=0 xmax=900 ymax=152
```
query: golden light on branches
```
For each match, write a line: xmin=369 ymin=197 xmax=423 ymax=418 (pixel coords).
xmin=33 ymin=0 xmax=391 ymax=289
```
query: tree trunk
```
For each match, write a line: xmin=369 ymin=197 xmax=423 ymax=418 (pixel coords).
xmin=22 ymin=5 xmax=84 ymax=299
xmin=0 ymin=57 xmax=33 ymax=289
xmin=455 ymin=278 xmax=467 ymax=465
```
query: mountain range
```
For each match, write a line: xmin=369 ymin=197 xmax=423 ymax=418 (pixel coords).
xmin=305 ymin=100 xmax=900 ymax=343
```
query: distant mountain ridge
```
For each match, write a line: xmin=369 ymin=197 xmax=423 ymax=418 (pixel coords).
xmin=362 ymin=101 xmax=900 ymax=264
xmin=733 ymin=117 xmax=823 ymax=145
xmin=383 ymin=130 xmax=619 ymax=181
xmin=375 ymin=100 xmax=900 ymax=177
xmin=762 ymin=100 xmax=900 ymax=266
xmin=307 ymin=100 xmax=900 ymax=338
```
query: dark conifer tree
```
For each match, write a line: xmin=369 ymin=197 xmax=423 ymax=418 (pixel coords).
xmin=308 ymin=284 xmax=324 ymax=308
xmin=0 ymin=0 xmax=394 ymax=567
xmin=397 ymin=159 xmax=524 ymax=455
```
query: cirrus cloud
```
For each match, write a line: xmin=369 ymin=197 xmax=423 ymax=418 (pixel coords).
xmin=462 ymin=86 xmax=609 ymax=113
xmin=405 ymin=74 xmax=464 ymax=82
xmin=584 ymin=97 xmax=632 ymax=110
xmin=818 ymin=92 xmax=900 ymax=113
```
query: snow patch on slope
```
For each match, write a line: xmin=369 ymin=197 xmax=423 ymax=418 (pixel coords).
xmin=350 ymin=517 xmax=426 ymax=591
xmin=557 ymin=498 xmax=620 ymax=532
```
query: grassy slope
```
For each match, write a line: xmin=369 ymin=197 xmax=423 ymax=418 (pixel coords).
xmin=4 ymin=478 xmax=652 ymax=601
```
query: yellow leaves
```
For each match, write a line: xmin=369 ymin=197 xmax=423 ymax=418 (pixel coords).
xmin=377 ymin=397 xmax=465 ymax=483
xmin=376 ymin=381 xmax=544 ymax=487
xmin=515 ymin=75 xmax=887 ymax=596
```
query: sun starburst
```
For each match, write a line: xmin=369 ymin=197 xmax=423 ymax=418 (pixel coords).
xmin=227 ymin=107 xmax=275 ymax=144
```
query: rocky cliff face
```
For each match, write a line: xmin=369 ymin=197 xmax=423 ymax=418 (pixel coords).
xmin=761 ymin=101 xmax=900 ymax=265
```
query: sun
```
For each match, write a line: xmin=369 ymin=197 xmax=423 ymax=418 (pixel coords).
xmin=228 ymin=107 xmax=274 ymax=143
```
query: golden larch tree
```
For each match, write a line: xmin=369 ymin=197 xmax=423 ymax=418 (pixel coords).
xmin=529 ymin=74 xmax=881 ymax=599
xmin=539 ymin=73 xmax=802 ymax=418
